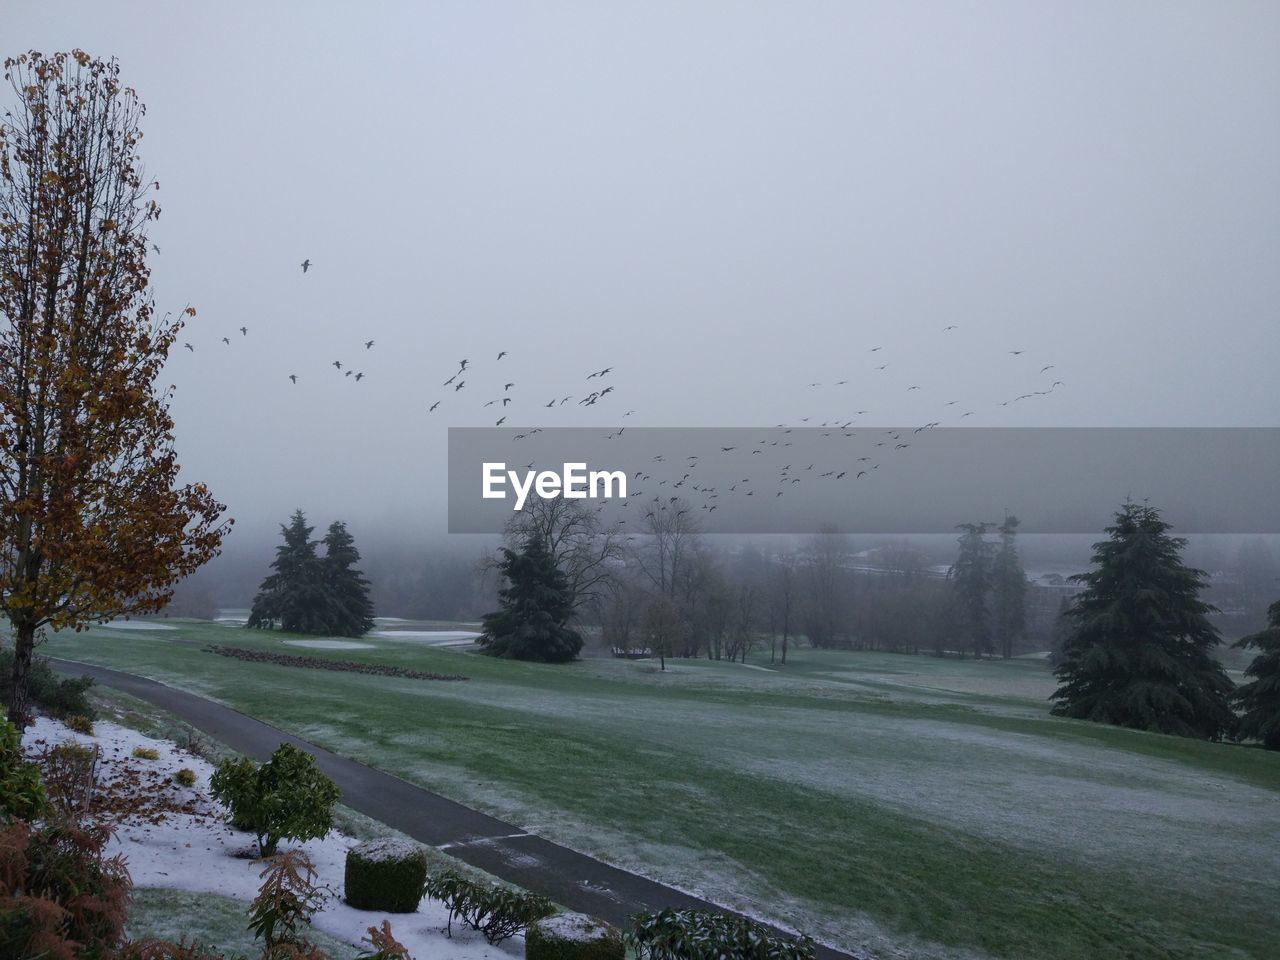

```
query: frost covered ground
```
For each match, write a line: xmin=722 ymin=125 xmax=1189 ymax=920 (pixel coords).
xmin=42 ymin=619 xmax=1280 ymax=960
xmin=23 ymin=714 xmax=522 ymax=960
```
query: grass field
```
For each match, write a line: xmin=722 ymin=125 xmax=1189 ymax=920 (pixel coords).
xmin=40 ymin=619 xmax=1280 ymax=960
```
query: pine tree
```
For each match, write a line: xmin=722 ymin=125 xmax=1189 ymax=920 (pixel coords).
xmin=1051 ymin=502 xmax=1235 ymax=740
xmin=949 ymin=522 xmax=994 ymax=658
xmin=1232 ymin=600 xmax=1280 ymax=750
xmin=247 ymin=510 xmax=327 ymax=634
xmin=320 ymin=521 xmax=375 ymax=637
xmin=479 ymin=536 xmax=583 ymax=663
xmin=992 ymin=514 xmax=1028 ymax=659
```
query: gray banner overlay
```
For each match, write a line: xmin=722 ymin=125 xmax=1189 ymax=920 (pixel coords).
xmin=448 ymin=427 xmax=1280 ymax=535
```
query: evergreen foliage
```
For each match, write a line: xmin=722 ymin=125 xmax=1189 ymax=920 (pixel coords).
xmin=1232 ymin=600 xmax=1280 ymax=749
xmin=949 ymin=523 xmax=994 ymax=657
xmin=992 ymin=514 xmax=1028 ymax=659
xmin=247 ymin=510 xmax=374 ymax=637
xmin=1051 ymin=502 xmax=1235 ymax=740
xmin=479 ymin=536 xmax=583 ymax=663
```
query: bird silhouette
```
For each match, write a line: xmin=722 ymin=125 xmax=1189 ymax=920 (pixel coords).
xmin=183 ymin=343 xmax=193 ymax=352
xmin=1040 ymin=364 xmax=1054 ymax=373
xmin=496 ymin=417 xmax=506 ymax=426
xmin=221 ymin=337 xmax=230 ymax=345
xmin=1010 ymin=350 xmax=1025 ymax=355
xmin=459 ymin=359 xmax=469 ymax=370
xmin=429 ymin=401 xmax=440 ymax=412
xmin=354 ymin=372 xmax=364 ymax=381
xmin=504 ymin=382 xmax=515 ymax=391
xmin=943 ymin=324 xmax=958 ymax=331
xmin=288 ymin=374 xmax=297 ymax=384
xmin=496 ymin=351 xmax=507 ymax=360
xmin=301 ymin=259 xmax=311 ymax=273
xmin=333 ymin=361 xmax=342 ymax=370
xmin=239 ymin=326 xmax=247 ymax=336
xmin=454 ymin=381 xmax=465 ymax=391
xmin=365 ymin=340 xmax=375 ymax=349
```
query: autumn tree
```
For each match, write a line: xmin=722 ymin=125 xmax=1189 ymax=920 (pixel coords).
xmin=0 ymin=51 xmax=227 ymax=729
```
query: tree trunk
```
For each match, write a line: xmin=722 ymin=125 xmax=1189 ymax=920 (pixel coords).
xmin=7 ymin=620 xmax=37 ymax=732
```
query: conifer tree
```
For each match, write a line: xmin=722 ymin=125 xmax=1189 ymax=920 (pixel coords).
xmin=1051 ymin=502 xmax=1235 ymax=740
xmin=949 ymin=522 xmax=994 ymax=658
xmin=479 ymin=536 xmax=583 ymax=663
xmin=992 ymin=514 xmax=1028 ymax=659
xmin=321 ymin=521 xmax=375 ymax=637
xmin=1233 ymin=601 xmax=1280 ymax=750
xmin=247 ymin=510 xmax=327 ymax=634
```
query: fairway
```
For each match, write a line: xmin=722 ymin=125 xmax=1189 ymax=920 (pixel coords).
xmin=43 ymin=620 xmax=1280 ymax=960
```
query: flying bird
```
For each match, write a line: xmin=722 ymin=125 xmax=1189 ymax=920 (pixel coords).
xmin=1010 ymin=350 xmax=1025 ymax=355
xmin=496 ymin=417 xmax=506 ymax=426
xmin=354 ymin=372 xmax=364 ymax=381
xmin=497 ymin=351 xmax=507 ymax=360
xmin=301 ymin=259 xmax=311 ymax=273
xmin=1040 ymin=364 xmax=1054 ymax=373
xmin=943 ymin=324 xmax=958 ymax=331
xmin=288 ymin=374 xmax=297 ymax=384
xmin=459 ymin=359 xmax=469 ymax=370
xmin=183 ymin=343 xmax=193 ymax=352
xmin=333 ymin=361 xmax=342 ymax=370
xmin=454 ymin=381 xmax=465 ymax=391
xmin=221 ymin=337 xmax=230 ymax=345
xmin=504 ymin=382 xmax=515 ymax=391
xmin=239 ymin=326 xmax=247 ymax=336
xmin=365 ymin=340 xmax=375 ymax=349
xmin=429 ymin=401 xmax=440 ymax=411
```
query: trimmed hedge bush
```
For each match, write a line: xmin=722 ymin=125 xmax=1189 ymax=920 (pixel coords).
xmin=527 ymin=912 xmax=624 ymax=960
xmin=344 ymin=838 xmax=428 ymax=913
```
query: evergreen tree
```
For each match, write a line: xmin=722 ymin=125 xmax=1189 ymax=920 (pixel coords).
xmin=320 ymin=521 xmax=375 ymax=637
xmin=1051 ymin=502 xmax=1235 ymax=741
xmin=1233 ymin=601 xmax=1280 ymax=750
xmin=479 ymin=536 xmax=583 ymax=663
xmin=949 ymin=523 xmax=994 ymax=658
xmin=247 ymin=510 xmax=328 ymax=634
xmin=992 ymin=514 xmax=1028 ymax=659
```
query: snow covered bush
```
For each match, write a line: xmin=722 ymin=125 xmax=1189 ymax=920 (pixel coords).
xmin=424 ymin=869 xmax=554 ymax=944
xmin=344 ymin=837 xmax=427 ymax=913
xmin=210 ymin=743 xmax=340 ymax=855
xmin=526 ymin=912 xmax=624 ymax=960
xmin=627 ymin=909 xmax=815 ymax=960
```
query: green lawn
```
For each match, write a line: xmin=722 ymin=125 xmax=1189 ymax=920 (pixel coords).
xmin=42 ymin=619 xmax=1280 ymax=960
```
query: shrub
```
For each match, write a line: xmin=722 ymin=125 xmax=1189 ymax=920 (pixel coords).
xmin=119 ymin=938 xmax=236 ymax=960
xmin=40 ymin=741 xmax=99 ymax=818
xmin=173 ymin=768 xmax=198 ymax=788
xmin=64 ymin=714 xmax=95 ymax=735
xmin=0 ymin=646 xmax=96 ymax=720
xmin=249 ymin=849 xmax=322 ymax=950
xmin=424 ymin=869 xmax=553 ymax=944
xmin=0 ymin=818 xmax=131 ymax=958
xmin=0 ymin=719 xmax=46 ymax=822
xmin=132 ymin=746 xmax=161 ymax=760
xmin=627 ymin=909 xmax=815 ymax=960
xmin=357 ymin=920 xmax=412 ymax=960
xmin=527 ymin=912 xmax=624 ymax=960
xmin=344 ymin=838 xmax=427 ymax=913
xmin=210 ymin=743 xmax=340 ymax=856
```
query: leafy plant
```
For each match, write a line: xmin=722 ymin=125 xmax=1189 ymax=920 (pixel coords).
xmin=627 ymin=909 xmax=815 ymax=960
xmin=40 ymin=741 xmax=99 ymax=818
xmin=357 ymin=921 xmax=413 ymax=960
xmin=173 ymin=768 xmax=198 ymax=788
xmin=423 ymin=869 xmax=554 ymax=944
xmin=64 ymin=714 xmax=94 ymax=735
xmin=0 ymin=647 xmax=97 ymax=722
xmin=0 ymin=719 xmax=46 ymax=821
xmin=210 ymin=744 xmax=340 ymax=856
xmin=248 ymin=849 xmax=322 ymax=950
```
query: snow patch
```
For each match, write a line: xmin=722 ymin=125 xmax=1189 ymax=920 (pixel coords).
xmin=282 ymin=639 xmax=375 ymax=651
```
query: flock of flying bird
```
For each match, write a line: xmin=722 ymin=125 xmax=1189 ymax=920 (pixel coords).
xmin=184 ymin=257 xmax=1067 ymax=527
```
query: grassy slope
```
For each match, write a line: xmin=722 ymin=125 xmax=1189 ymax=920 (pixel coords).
xmin=44 ymin=621 xmax=1280 ymax=960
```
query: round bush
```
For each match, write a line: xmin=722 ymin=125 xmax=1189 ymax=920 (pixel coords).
xmin=344 ymin=838 xmax=428 ymax=913
xmin=526 ymin=912 xmax=624 ymax=960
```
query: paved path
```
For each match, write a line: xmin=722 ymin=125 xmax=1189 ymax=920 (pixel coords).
xmin=51 ymin=658 xmax=862 ymax=960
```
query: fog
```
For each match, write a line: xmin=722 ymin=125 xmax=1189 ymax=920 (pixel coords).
xmin=12 ymin=2 xmax=1280 ymax=588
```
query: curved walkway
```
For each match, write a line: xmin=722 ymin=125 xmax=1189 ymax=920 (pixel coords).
xmin=50 ymin=658 xmax=863 ymax=960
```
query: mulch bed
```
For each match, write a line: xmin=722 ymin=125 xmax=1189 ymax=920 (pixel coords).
xmin=204 ymin=644 xmax=468 ymax=682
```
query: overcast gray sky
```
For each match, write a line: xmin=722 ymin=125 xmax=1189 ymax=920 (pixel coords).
xmin=10 ymin=1 xmax=1279 ymax=543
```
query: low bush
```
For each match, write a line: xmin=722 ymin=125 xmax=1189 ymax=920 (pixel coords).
xmin=627 ymin=909 xmax=815 ymax=960
xmin=0 ymin=719 xmax=46 ymax=821
xmin=527 ymin=912 xmax=624 ymax=960
xmin=173 ymin=768 xmax=198 ymax=788
xmin=0 ymin=817 xmax=131 ymax=958
xmin=40 ymin=741 xmax=99 ymax=817
xmin=249 ymin=849 xmax=322 ymax=950
xmin=424 ymin=869 xmax=554 ymax=944
xmin=344 ymin=838 xmax=427 ymax=913
xmin=64 ymin=714 xmax=95 ymax=735
xmin=0 ymin=646 xmax=96 ymax=720
xmin=132 ymin=746 xmax=161 ymax=760
xmin=210 ymin=743 xmax=340 ymax=856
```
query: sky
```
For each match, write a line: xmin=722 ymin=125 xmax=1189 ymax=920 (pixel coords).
xmin=9 ymin=1 xmax=1280 ymax=548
